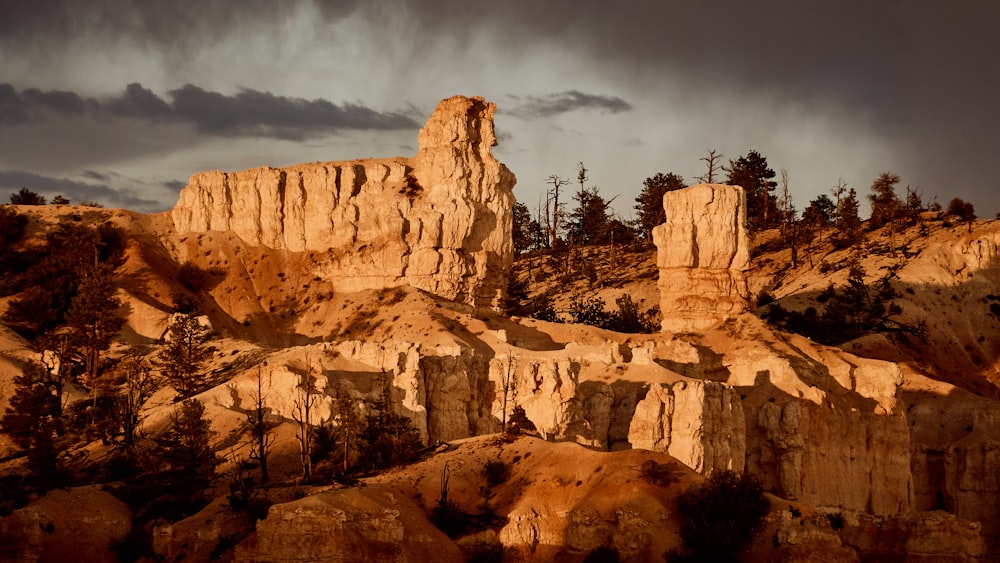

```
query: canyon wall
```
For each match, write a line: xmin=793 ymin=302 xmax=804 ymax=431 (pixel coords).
xmin=171 ymin=95 xmax=516 ymax=309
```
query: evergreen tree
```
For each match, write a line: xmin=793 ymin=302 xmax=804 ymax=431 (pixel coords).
xmin=155 ymin=313 xmax=213 ymax=399
xmin=802 ymin=194 xmax=836 ymax=228
xmin=359 ymin=375 xmax=422 ymax=472
xmin=2 ymin=221 xmax=125 ymax=342
xmin=834 ymin=188 xmax=862 ymax=248
xmin=634 ymin=172 xmax=685 ymax=240
xmin=153 ymin=399 xmax=218 ymax=493
xmin=868 ymin=172 xmax=901 ymax=228
xmin=329 ymin=384 xmax=365 ymax=475
xmin=0 ymin=362 xmax=62 ymax=483
xmin=9 ymin=187 xmax=46 ymax=205
xmin=568 ymin=186 xmax=613 ymax=245
xmin=512 ymin=201 xmax=542 ymax=255
xmin=726 ymin=150 xmax=778 ymax=232
xmin=66 ymin=261 xmax=124 ymax=387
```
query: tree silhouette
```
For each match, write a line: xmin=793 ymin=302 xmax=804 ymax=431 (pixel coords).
xmin=9 ymin=187 xmax=46 ymax=205
xmin=868 ymin=172 xmax=901 ymax=229
xmin=1 ymin=361 xmax=62 ymax=484
xmin=634 ymin=172 xmax=685 ymax=240
xmin=152 ymin=398 xmax=219 ymax=496
xmin=695 ymin=149 xmax=723 ymax=184
xmin=66 ymin=260 xmax=124 ymax=389
xmin=726 ymin=150 xmax=778 ymax=232
xmin=155 ymin=314 xmax=213 ymax=399
xmin=947 ymin=197 xmax=976 ymax=232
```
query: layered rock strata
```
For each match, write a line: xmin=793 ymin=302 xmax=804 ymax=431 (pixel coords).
xmin=171 ymin=95 xmax=516 ymax=308
xmin=652 ymin=184 xmax=750 ymax=332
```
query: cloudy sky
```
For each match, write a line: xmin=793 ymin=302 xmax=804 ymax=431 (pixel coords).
xmin=2 ymin=1 xmax=998 ymax=218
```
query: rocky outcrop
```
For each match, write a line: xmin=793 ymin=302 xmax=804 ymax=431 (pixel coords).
xmin=171 ymin=95 xmax=516 ymax=309
xmin=0 ymin=487 xmax=132 ymax=563
xmin=652 ymin=184 xmax=750 ymax=332
xmin=235 ymin=487 xmax=462 ymax=562
xmin=627 ymin=380 xmax=745 ymax=474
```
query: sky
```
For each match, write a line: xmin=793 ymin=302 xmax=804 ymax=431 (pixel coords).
xmin=1 ymin=0 xmax=998 ymax=219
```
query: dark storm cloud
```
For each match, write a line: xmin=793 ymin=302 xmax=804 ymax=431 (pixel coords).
xmin=168 ymin=85 xmax=419 ymax=138
xmin=0 ymin=170 xmax=162 ymax=210
xmin=507 ymin=91 xmax=632 ymax=119
xmin=0 ymin=83 xmax=31 ymax=125
xmin=0 ymin=83 xmax=419 ymax=139
xmin=164 ymin=180 xmax=187 ymax=192
xmin=0 ymin=0 xmax=364 ymax=52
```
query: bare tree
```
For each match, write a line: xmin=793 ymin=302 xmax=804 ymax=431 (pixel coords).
xmin=494 ymin=352 xmax=519 ymax=436
xmin=241 ymin=364 xmax=278 ymax=483
xmin=696 ymin=149 xmax=723 ymax=184
xmin=545 ymin=174 xmax=570 ymax=248
xmin=112 ymin=354 xmax=158 ymax=455
xmin=778 ymin=169 xmax=798 ymax=267
xmin=292 ymin=363 xmax=320 ymax=482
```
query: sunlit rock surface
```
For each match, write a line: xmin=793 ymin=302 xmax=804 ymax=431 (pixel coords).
xmin=171 ymin=95 xmax=516 ymax=309
xmin=653 ymin=184 xmax=750 ymax=332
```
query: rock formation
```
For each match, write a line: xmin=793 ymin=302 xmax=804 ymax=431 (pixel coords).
xmin=235 ymin=487 xmax=462 ymax=562
xmin=171 ymin=95 xmax=516 ymax=309
xmin=652 ymin=184 xmax=750 ymax=332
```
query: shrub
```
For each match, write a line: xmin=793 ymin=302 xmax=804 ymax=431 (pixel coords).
xmin=639 ymin=459 xmax=678 ymax=487
xmin=672 ymin=471 xmax=769 ymax=562
xmin=827 ymin=512 xmax=845 ymax=530
xmin=484 ymin=460 xmax=511 ymax=488
xmin=177 ymin=261 xmax=212 ymax=292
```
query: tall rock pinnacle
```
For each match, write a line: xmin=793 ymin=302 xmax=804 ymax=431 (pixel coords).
xmin=653 ymin=184 xmax=751 ymax=332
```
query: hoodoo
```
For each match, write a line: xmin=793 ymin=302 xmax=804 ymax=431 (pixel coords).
xmin=653 ymin=183 xmax=751 ymax=332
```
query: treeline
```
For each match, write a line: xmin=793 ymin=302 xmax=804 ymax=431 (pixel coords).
xmin=514 ymin=150 xmax=980 ymax=258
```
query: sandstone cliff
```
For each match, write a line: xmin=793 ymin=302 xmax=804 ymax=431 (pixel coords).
xmin=171 ymin=95 xmax=516 ymax=309
xmin=652 ymin=184 xmax=750 ymax=332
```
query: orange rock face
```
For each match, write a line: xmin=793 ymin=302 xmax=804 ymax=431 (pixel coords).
xmin=171 ymin=95 xmax=516 ymax=309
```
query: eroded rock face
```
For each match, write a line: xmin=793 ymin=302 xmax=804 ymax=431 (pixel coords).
xmin=628 ymin=380 xmax=746 ymax=475
xmin=652 ymin=184 xmax=750 ymax=332
xmin=236 ymin=487 xmax=462 ymax=562
xmin=171 ymin=95 xmax=516 ymax=309
xmin=0 ymin=487 xmax=131 ymax=563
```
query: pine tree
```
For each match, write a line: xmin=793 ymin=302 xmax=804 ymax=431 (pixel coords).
xmin=868 ymin=172 xmax=901 ymax=228
xmin=155 ymin=313 xmax=213 ymax=399
xmin=66 ymin=260 xmax=124 ymax=388
xmin=726 ymin=150 xmax=778 ymax=232
xmin=834 ymin=188 xmax=862 ymax=248
xmin=1 ymin=362 xmax=62 ymax=483
xmin=568 ymin=186 xmax=614 ymax=245
xmin=153 ymin=399 xmax=218 ymax=492
xmin=512 ymin=201 xmax=542 ymax=255
xmin=360 ymin=374 xmax=422 ymax=471
xmin=634 ymin=172 xmax=685 ymax=240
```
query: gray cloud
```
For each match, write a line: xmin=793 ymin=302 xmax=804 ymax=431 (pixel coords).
xmin=168 ymin=85 xmax=419 ymax=138
xmin=0 ymin=82 xmax=420 ymax=140
xmin=2 ymin=0 xmax=999 ymax=211
xmin=506 ymin=91 xmax=632 ymax=119
xmin=0 ymin=170 xmax=163 ymax=211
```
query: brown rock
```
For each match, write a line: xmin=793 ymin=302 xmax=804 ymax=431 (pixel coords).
xmin=0 ymin=486 xmax=131 ymax=563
